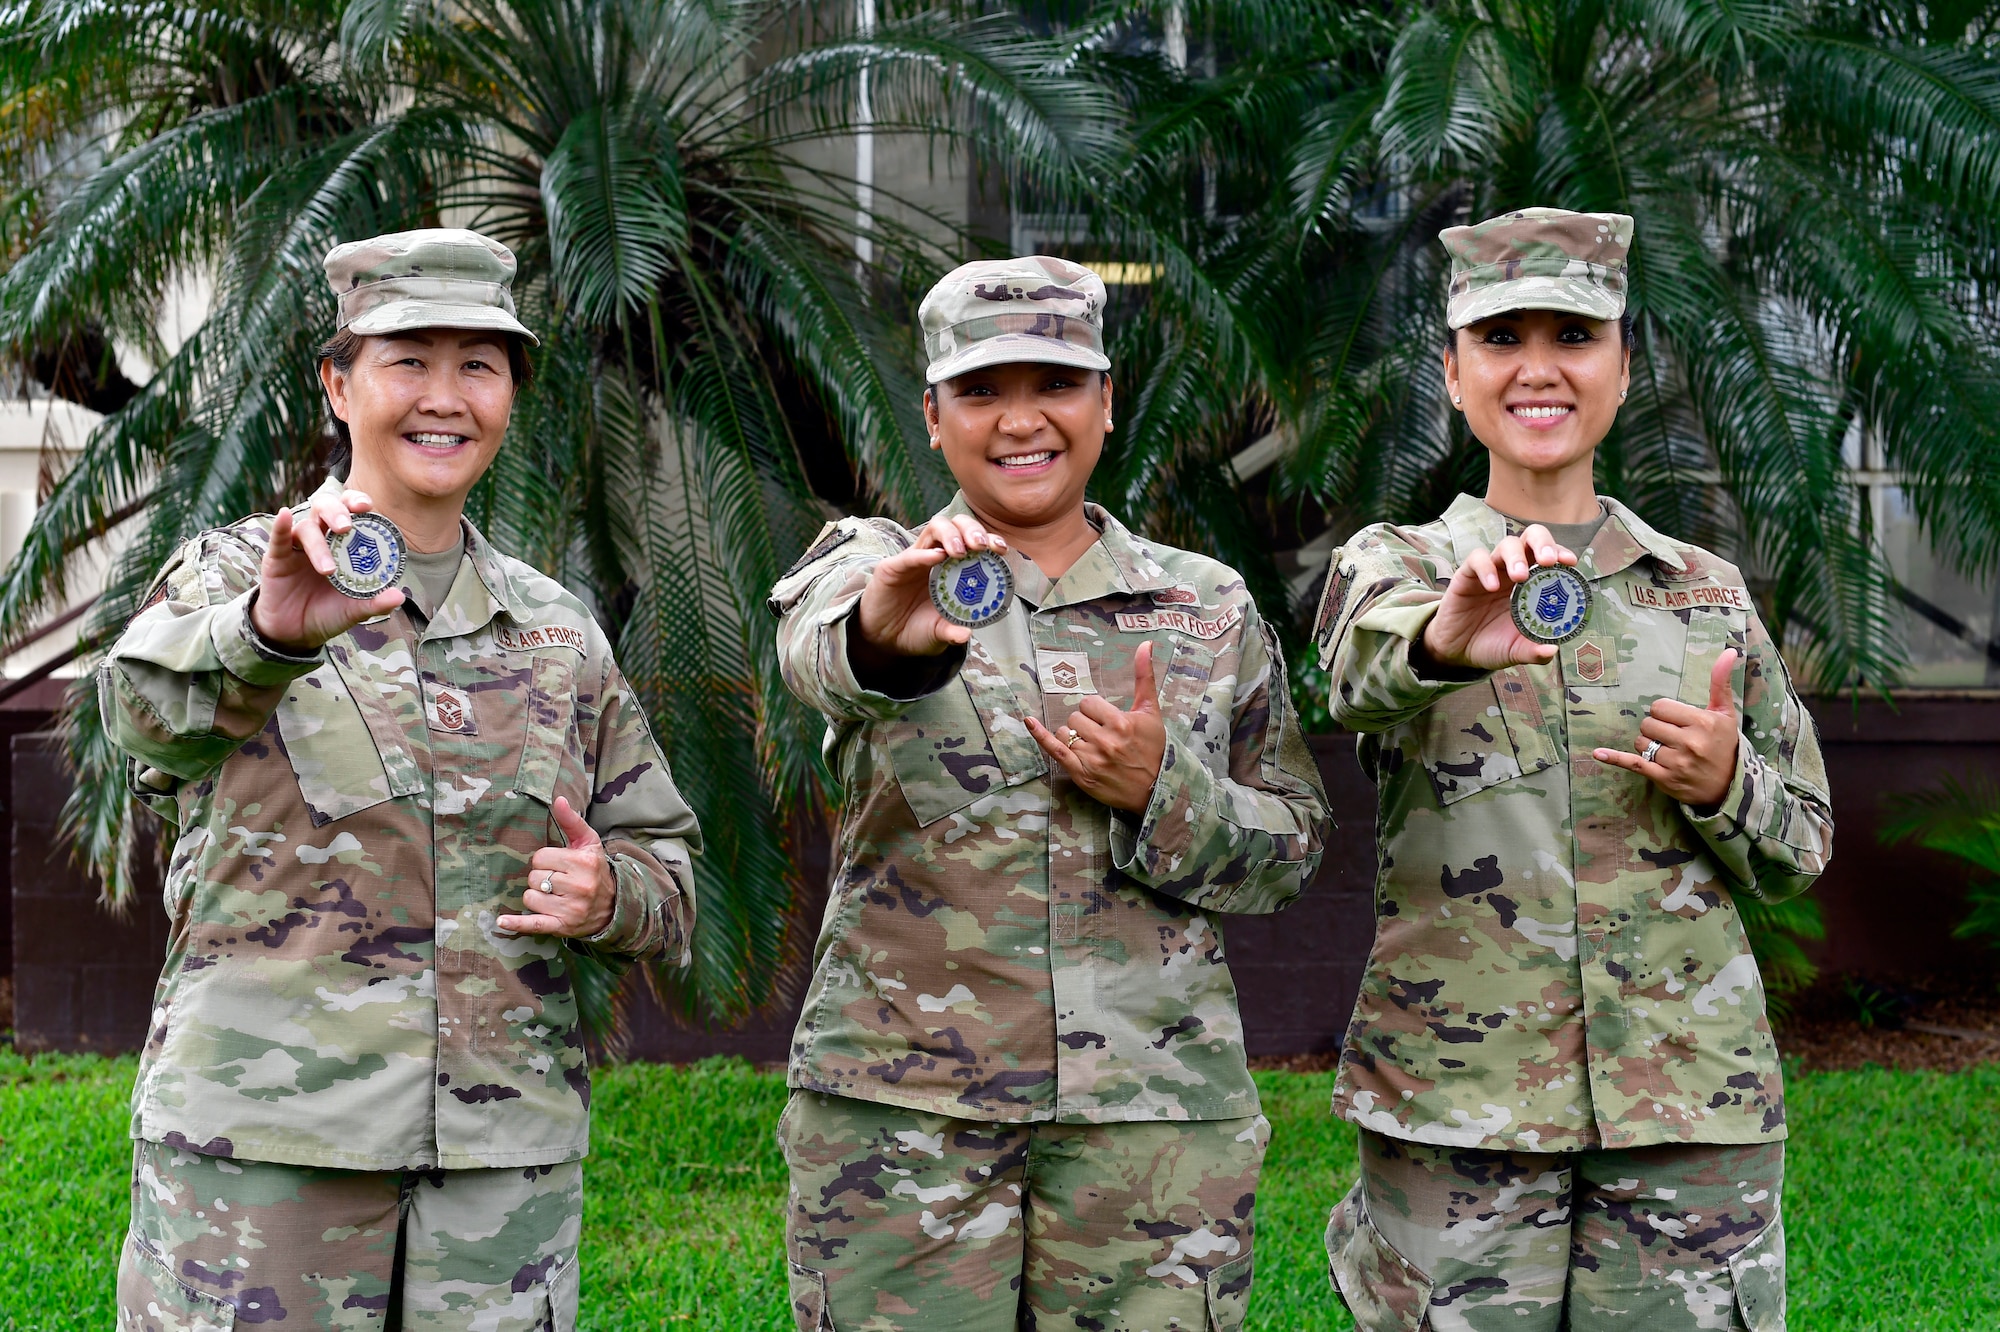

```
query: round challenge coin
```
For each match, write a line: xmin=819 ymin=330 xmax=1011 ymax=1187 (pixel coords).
xmin=929 ymin=550 xmax=1014 ymax=628
xmin=1510 ymin=564 xmax=1592 ymax=645
xmin=326 ymin=512 xmax=406 ymax=599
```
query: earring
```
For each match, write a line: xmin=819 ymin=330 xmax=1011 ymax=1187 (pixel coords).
xmin=1619 ymin=389 xmax=1628 ymax=400
xmin=1452 ymin=395 xmax=1462 ymax=406
xmin=929 ymin=436 xmax=941 ymax=449
xmin=1105 ymin=418 xmax=1114 ymax=431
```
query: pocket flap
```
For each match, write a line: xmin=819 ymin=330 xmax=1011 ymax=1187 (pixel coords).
xmin=118 ymin=1233 xmax=237 ymax=1331
xmin=786 ymin=1260 xmax=833 ymax=1331
xmin=1728 ymin=1212 xmax=1786 ymax=1332
xmin=1325 ymin=1181 xmax=1433 ymax=1332
xmin=1204 ymin=1249 xmax=1254 ymax=1332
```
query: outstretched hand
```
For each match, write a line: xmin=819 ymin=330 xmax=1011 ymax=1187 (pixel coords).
xmin=1594 ymin=649 xmax=1742 ymax=807
xmin=1420 ymin=524 xmax=1578 ymax=670
xmin=849 ymin=514 xmax=1007 ymax=676
xmin=251 ymin=491 xmax=404 ymax=651
xmin=1026 ymin=639 xmax=1168 ymax=814
xmin=499 ymin=796 xmax=618 ymax=938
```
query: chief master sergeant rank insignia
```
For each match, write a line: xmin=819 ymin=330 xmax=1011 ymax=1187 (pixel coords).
xmin=1511 ymin=563 xmax=1592 ymax=645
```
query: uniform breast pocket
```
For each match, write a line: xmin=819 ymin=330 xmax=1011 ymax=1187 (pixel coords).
xmin=1679 ymin=607 xmax=1749 ymax=706
xmin=887 ymin=643 xmax=1045 ymax=826
xmin=276 ymin=661 xmax=416 ymax=825
xmin=1419 ymin=668 xmax=1558 ymax=806
xmin=1154 ymin=641 xmax=1224 ymax=775
xmin=513 ymin=654 xmax=592 ymax=810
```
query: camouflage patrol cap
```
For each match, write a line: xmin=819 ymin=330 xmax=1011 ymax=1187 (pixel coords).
xmin=323 ymin=228 xmax=539 ymax=345
xmin=919 ymin=256 xmax=1110 ymax=382
xmin=1439 ymin=207 xmax=1633 ymax=330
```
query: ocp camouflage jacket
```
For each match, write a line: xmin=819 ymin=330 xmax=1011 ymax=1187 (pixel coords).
xmin=771 ymin=496 xmax=1330 ymax=1123
xmin=1317 ymin=494 xmax=1833 ymax=1152
xmin=100 ymin=485 xmax=699 ymax=1172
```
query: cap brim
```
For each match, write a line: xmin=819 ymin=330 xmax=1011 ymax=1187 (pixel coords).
xmin=925 ymin=334 xmax=1109 ymax=384
xmin=1448 ymin=276 xmax=1623 ymax=330
xmin=345 ymin=301 xmax=540 ymax=346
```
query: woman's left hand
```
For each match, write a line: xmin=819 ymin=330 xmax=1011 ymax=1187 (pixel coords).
xmin=1593 ymin=649 xmax=1741 ymax=807
xmin=1026 ymin=640 xmax=1168 ymax=814
xmin=499 ymin=796 xmax=617 ymax=937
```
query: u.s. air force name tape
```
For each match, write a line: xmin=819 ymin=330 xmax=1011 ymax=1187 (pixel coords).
xmin=326 ymin=512 xmax=405 ymax=599
xmin=1114 ymin=605 xmax=1242 ymax=640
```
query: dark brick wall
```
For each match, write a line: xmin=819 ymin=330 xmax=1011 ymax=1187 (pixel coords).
xmin=11 ymin=699 xmax=2000 ymax=1058
xmin=10 ymin=732 xmax=169 ymax=1053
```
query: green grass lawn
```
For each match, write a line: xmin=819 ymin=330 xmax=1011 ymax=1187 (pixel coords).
xmin=3 ymin=1051 xmax=1994 ymax=1329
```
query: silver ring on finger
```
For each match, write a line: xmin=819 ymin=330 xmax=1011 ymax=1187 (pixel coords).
xmin=1640 ymin=740 xmax=1664 ymax=764
xmin=540 ymin=871 xmax=557 ymax=894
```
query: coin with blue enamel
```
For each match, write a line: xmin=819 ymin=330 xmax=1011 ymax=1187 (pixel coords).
xmin=326 ymin=511 xmax=406 ymax=599
xmin=1511 ymin=564 xmax=1591 ymax=645
xmin=930 ymin=550 xmax=1013 ymax=628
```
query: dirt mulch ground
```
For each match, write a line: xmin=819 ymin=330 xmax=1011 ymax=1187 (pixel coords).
xmin=1771 ymin=972 xmax=2000 ymax=1074
xmin=1248 ymin=973 xmax=2000 ymax=1077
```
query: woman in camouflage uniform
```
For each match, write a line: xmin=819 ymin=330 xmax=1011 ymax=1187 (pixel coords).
xmin=768 ymin=256 xmax=1330 ymax=1331
xmin=103 ymin=229 xmax=700 ymax=1330
xmin=1315 ymin=209 xmax=1833 ymax=1331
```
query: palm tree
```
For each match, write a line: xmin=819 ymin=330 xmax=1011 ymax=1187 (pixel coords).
xmin=0 ymin=0 xmax=1117 ymax=1030
xmin=1045 ymin=0 xmax=1999 ymax=991
xmin=1097 ymin=0 xmax=2000 ymax=685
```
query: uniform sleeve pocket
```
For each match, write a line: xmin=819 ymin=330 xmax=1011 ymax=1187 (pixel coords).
xmin=1325 ymin=1180 xmax=1433 ymax=1332
xmin=1727 ymin=1213 xmax=1786 ymax=1332
xmin=118 ymin=1233 xmax=237 ymax=1331
xmin=1204 ymin=1250 xmax=1254 ymax=1332
xmin=786 ymin=1260 xmax=835 ymax=1331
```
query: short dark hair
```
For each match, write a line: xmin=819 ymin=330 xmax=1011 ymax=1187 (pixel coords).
xmin=318 ymin=328 xmax=534 ymax=472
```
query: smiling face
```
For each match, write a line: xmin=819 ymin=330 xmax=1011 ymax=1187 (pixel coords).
xmin=321 ymin=329 xmax=517 ymax=518
xmin=926 ymin=362 xmax=1113 ymax=530
xmin=1445 ymin=308 xmax=1630 ymax=483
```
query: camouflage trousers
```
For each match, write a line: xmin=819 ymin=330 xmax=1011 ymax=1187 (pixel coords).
xmin=779 ymin=1091 xmax=1268 ymax=1332
xmin=116 ymin=1139 xmax=581 ymax=1331
xmin=1326 ymin=1129 xmax=1785 ymax=1332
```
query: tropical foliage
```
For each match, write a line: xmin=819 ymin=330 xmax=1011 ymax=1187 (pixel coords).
xmin=5 ymin=0 xmax=1997 ymax=1017
xmin=1057 ymin=0 xmax=2000 ymax=695
xmin=0 ymin=0 xmax=1117 ymax=1027
xmin=1882 ymin=771 xmax=2000 ymax=954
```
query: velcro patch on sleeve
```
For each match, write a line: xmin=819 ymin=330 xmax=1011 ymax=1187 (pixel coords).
xmin=1115 ymin=605 xmax=1243 ymax=640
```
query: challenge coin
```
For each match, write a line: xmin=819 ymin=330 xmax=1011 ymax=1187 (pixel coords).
xmin=930 ymin=550 xmax=1014 ymax=628
xmin=1511 ymin=564 xmax=1592 ymax=645
xmin=326 ymin=512 xmax=406 ymax=599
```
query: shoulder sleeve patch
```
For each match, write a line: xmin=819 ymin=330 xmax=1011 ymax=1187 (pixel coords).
xmin=1314 ymin=556 xmax=1357 ymax=651
xmin=779 ymin=522 xmax=853 ymax=582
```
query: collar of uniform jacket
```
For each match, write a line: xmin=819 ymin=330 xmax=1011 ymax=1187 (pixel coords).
xmin=307 ymin=475 xmax=525 ymax=628
xmin=936 ymin=492 xmax=1178 ymax=609
xmin=1436 ymin=491 xmax=1690 ymax=580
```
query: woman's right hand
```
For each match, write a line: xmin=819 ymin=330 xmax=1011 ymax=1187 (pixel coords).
xmin=852 ymin=514 xmax=1007 ymax=662
xmin=250 ymin=490 xmax=405 ymax=652
xmin=1420 ymin=525 xmax=1577 ymax=670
